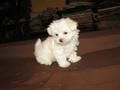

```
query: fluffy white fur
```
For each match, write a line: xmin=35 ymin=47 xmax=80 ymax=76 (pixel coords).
xmin=34 ymin=18 xmax=82 ymax=68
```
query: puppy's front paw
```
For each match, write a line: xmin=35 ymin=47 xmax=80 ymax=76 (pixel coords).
xmin=69 ymin=56 xmax=82 ymax=63
xmin=58 ymin=61 xmax=71 ymax=68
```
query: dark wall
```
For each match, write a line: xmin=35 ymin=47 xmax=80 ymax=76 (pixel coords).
xmin=0 ymin=0 xmax=32 ymax=42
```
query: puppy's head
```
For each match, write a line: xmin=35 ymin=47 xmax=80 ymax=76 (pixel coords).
xmin=47 ymin=18 xmax=79 ymax=45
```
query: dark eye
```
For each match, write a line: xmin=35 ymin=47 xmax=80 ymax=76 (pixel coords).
xmin=55 ymin=34 xmax=58 ymax=36
xmin=64 ymin=32 xmax=68 ymax=35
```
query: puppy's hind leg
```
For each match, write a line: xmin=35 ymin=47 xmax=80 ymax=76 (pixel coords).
xmin=36 ymin=56 xmax=52 ymax=66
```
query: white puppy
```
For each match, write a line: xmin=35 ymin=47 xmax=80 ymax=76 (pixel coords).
xmin=34 ymin=18 xmax=82 ymax=68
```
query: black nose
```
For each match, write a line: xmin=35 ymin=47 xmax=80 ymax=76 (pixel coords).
xmin=59 ymin=39 xmax=63 ymax=43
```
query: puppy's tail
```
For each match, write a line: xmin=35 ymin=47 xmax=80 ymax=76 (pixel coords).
xmin=35 ymin=38 xmax=42 ymax=48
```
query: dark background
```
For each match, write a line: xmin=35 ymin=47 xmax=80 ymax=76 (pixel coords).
xmin=0 ymin=0 xmax=120 ymax=43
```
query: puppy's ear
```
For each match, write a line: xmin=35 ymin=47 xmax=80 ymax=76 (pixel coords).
xmin=47 ymin=26 xmax=52 ymax=35
xmin=66 ymin=18 xmax=78 ymax=30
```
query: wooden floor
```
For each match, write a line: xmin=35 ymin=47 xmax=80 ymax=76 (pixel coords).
xmin=0 ymin=29 xmax=120 ymax=90
xmin=0 ymin=47 xmax=120 ymax=90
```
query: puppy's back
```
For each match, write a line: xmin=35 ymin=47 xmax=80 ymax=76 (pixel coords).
xmin=35 ymin=38 xmax=41 ymax=48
